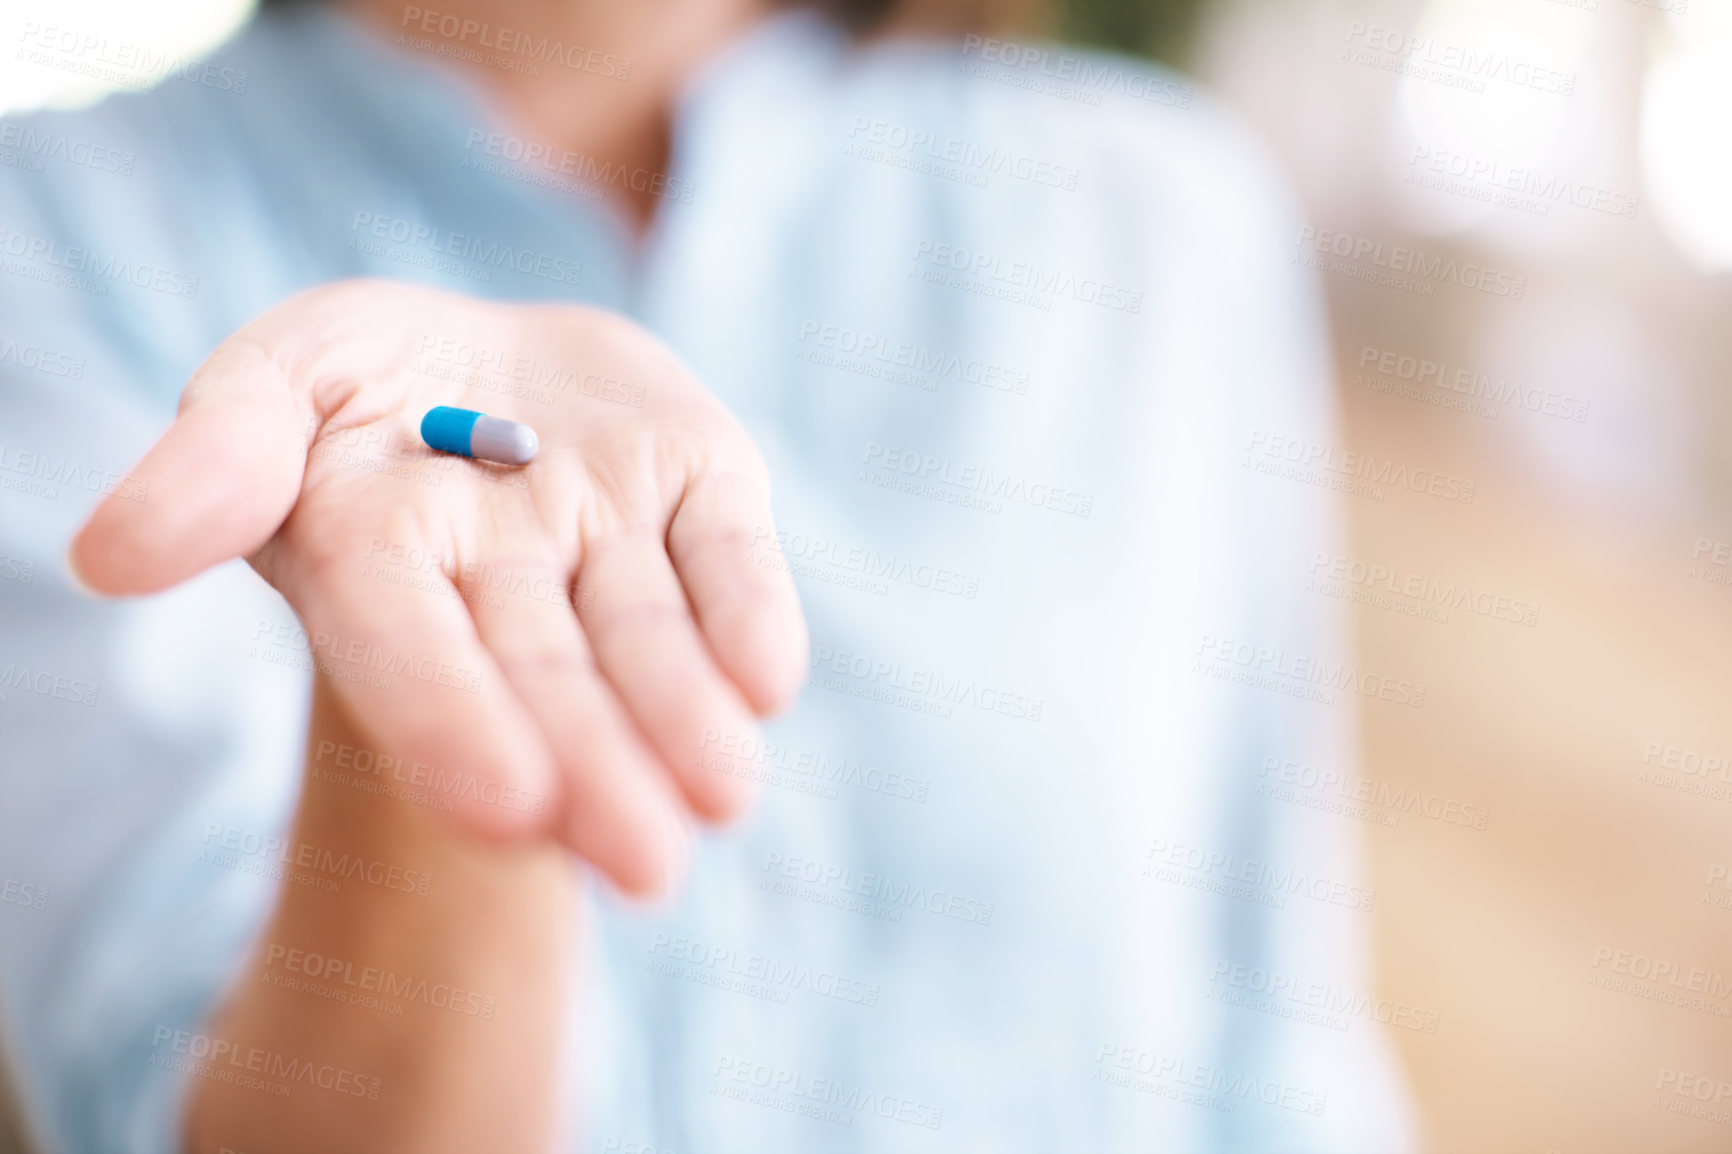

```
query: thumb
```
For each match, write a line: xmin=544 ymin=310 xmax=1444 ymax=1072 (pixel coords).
xmin=70 ymin=339 xmax=308 ymax=596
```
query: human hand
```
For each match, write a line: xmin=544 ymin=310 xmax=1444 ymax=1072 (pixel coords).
xmin=71 ymin=280 xmax=807 ymax=897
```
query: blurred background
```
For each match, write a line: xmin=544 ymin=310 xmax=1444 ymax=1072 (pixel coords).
xmin=4 ymin=0 xmax=1730 ymax=1150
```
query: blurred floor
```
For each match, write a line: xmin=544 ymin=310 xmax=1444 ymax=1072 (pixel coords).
xmin=1340 ymin=348 xmax=1732 ymax=1153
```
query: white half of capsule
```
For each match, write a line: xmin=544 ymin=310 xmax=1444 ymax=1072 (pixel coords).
xmin=470 ymin=415 xmax=539 ymax=465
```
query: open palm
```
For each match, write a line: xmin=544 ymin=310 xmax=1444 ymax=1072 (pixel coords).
xmin=72 ymin=280 xmax=808 ymax=896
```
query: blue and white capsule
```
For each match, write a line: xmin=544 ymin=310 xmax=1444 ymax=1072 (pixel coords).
xmin=420 ymin=406 xmax=539 ymax=465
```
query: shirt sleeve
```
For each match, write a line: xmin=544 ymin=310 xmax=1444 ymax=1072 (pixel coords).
xmin=1189 ymin=116 xmax=1420 ymax=1154
xmin=0 ymin=93 xmax=310 ymax=1154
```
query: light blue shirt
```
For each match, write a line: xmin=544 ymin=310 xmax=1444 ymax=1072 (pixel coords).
xmin=0 ymin=8 xmax=1414 ymax=1152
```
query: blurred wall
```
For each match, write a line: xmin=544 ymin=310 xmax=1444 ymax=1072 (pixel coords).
xmin=1194 ymin=1 xmax=1732 ymax=1150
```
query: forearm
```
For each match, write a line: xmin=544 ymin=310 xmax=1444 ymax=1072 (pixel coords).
xmin=185 ymin=677 xmax=577 ymax=1154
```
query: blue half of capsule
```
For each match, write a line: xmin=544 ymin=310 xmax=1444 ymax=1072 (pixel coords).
xmin=420 ymin=406 xmax=539 ymax=465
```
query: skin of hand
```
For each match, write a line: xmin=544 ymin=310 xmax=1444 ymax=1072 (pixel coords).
xmin=186 ymin=679 xmax=579 ymax=1154
xmin=70 ymin=278 xmax=809 ymax=898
